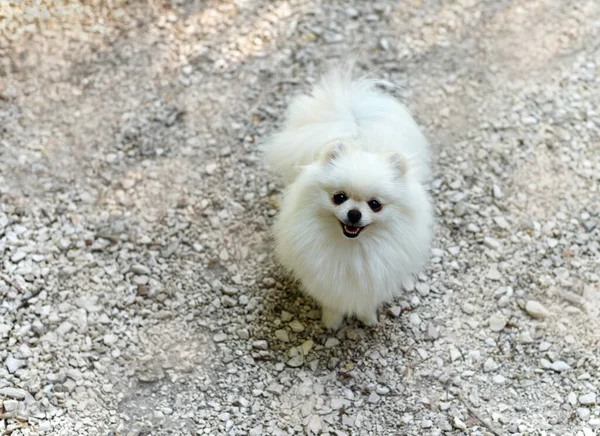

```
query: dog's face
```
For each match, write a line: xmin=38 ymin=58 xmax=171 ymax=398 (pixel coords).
xmin=308 ymin=143 xmax=408 ymax=240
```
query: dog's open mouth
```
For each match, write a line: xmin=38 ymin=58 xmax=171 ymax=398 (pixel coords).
xmin=340 ymin=222 xmax=366 ymax=238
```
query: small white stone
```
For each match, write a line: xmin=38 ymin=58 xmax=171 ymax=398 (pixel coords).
xmin=577 ymin=408 xmax=591 ymax=421
xmin=131 ymin=264 xmax=151 ymax=275
xmin=5 ymin=355 xmax=26 ymax=373
xmin=579 ymin=393 xmax=596 ymax=405
xmin=450 ymin=347 xmax=461 ymax=362
xmin=492 ymin=184 xmax=504 ymax=199
xmin=103 ymin=334 xmax=119 ymax=346
xmin=462 ymin=303 xmax=475 ymax=315
xmin=213 ymin=333 xmax=227 ymax=343
xmin=249 ymin=425 xmax=263 ymax=435
xmin=483 ymin=358 xmax=499 ymax=372
xmin=266 ymin=383 xmax=284 ymax=396
xmin=252 ymin=340 xmax=268 ymax=350
xmin=368 ymin=392 xmax=380 ymax=403
xmin=306 ymin=414 xmax=324 ymax=433
xmin=489 ymin=313 xmax=507 ymax=332
xmin=325 ymin=337 xmax=340 ymax=348
xmin=549 ymin=360 xmax=571 ymax=372
xmin=493 ymin=374 xmax=506 ymax=384
xmin=453 ymin=417 xmax=467 ymax=430
xmin=415 ymin=282 xmax=429 ymax=296
xmin=387 ymin=306 xmax=402 ymax=317
xmin=519 ymin=330 xmax=534 ymax=344
xmin=483 ymin=237 xmax=502 ymax=250
xmin=205 ymin=163 xmax=218 ymax=174
xmin=568 ymin=392 xmax=578 ymax=405
xmin=287 ymin=355 xmax=303 ymax=367
xmin=409 ymin=312 xmax=421 ymax=326
xmin=525 ymin=300 xmax=550 ymax=319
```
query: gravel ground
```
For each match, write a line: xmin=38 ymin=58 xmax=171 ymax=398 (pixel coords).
xmin=1 ymin=1 xmax=599 ymax=435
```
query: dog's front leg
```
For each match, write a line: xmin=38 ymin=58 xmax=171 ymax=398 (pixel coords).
xmin=321 ymin=306 xmax=344 ymax=330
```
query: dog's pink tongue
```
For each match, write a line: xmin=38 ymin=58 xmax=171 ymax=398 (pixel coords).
xmin=345 ymin=225 xmax=358 ymax=233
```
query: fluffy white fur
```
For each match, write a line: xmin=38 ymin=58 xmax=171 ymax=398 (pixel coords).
xmin=263 ymin=69 xmax=433 ymax=329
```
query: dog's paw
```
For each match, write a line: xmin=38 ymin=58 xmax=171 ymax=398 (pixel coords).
xmin=358 ymin=311 xmax=379 ymax=327
xmin=322 ymin=307 xmax=344 ymax=330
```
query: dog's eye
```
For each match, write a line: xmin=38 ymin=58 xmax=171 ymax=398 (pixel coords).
xmin=368 ymin=199 xmax=382 ymax=212
xmin=332 ymin=193 xmax=348 ymax=205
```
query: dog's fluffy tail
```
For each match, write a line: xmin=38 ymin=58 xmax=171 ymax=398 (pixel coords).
xmin=262 ymin=65 xmax=394 ymax=183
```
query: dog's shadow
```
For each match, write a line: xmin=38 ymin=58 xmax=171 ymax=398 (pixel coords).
xmin=253 ymin=263 xmax=420 ymax=374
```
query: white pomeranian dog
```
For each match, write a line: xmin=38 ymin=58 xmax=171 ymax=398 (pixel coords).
xmin=263 ymin=67 xmax=433 ymax=329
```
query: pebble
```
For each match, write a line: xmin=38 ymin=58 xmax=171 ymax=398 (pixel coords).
xmin=131 ymin=264 xmax=151 ymax=275
xmin=549 ymin=361 xmax=571 ymax=372
xmin=3 ymin=399 xmax=19 ymax=412
xmin=274 ymin=329 xmax=289 ymax=342
xmin=450 ymin=347 xmax=461 ymax=362
xmin=5 ymin=355 xmax=26 ymax=373
xmin=249 ymin=425 xmax=263 ymax=435
xmin=213 ymin=333 xmax=228 ymax=343
xmin=103 ymin=334 xmax=119 ymax=346
xmin=301 ymin=340 xmax=314 ymax=356
xmin=408 ymin=312 xmax=421 ymax=326
xmin=289 ymin=320 xmax=305 ymax=333
xmin=494 ymin=216 xmax=510 ymax=229
xmin=252 ymin=340 xmax=268 ymax=350
xmin=368 ymin=392 xmax=380 ymax=403
xmin=453 ymin=417 xmax=467 ymax=430
xmin=568 ymin=392 xmax=578 ymax=405
xmin=589 ymin=418 xmax=600 ymax=428
xmin=525 ymin=300 xmax=550 ymax=319
xmin=387 ymin=306 xmax=402 ymax=317
xmin=421 ymin=419 xmax=433 ymax=429
xmin=281 ymin=311 xmax=293 ymax=322
xmin=345 ymin=7 xmax=359 ymax=17
xmin=519 ymin=330 xmax=534 ymax=344
xmin=462 ymin=302 xmax=475 ymax=315
xmin=492 ymin=184 xmax=504 ymax=199
xmin=579 ymin=393 xmax=596 ymax=405
xmin=306 ymin=415 xmax=324 ymax=433
xmin=286 ymin=355 xmax=303 ymax=368
xmin=483 ymin=358 xmax=499 ymax=372
xmin=415 ymin=282 xmax=429 ymax=296
xmin=0 ymin=387 xmax=29 ymax=400
xmin=483 ymin=237 xmax=502 ymax=250
xmin=489 ymin=313 xmax=507 ymax=331
xmin=205 ymin=163 xmax=218 ymax=174
xmin=577 ymin=408 xmax=591 ymax=420
xmin=493 ymin=374 xmax=506 ymax=384
xmin=325 ymin=337 xmax=340 ymax=348
xmin=266 ymin=383 xmax=284 ymax=396
xmin=427 ymin=323 xmax=440 ymax=340
xmin=10 ymin=250 xmax=27 ymax=263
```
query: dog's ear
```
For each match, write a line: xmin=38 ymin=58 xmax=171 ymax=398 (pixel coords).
xmin=387 ymin=152 xmax=407 ymax=177
xmin=320 ymin=142 xmax=347 ymax=164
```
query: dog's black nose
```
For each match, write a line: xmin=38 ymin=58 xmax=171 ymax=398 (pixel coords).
xmin=347 ymin=209 xmax=362 ymax=224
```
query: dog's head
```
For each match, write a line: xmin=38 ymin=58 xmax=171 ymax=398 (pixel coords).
xmin=304 ymin=142 xmax=410 ymax=240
